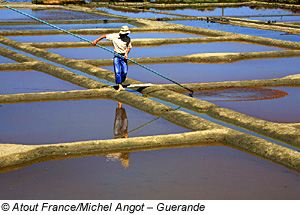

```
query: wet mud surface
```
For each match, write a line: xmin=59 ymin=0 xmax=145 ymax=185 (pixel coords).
xmin=192 ymin=87 xmax=288 ymax=101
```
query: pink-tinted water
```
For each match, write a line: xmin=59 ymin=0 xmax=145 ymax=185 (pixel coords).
xmin=0 ymin=145 xmax=299 ymax=199
xmin=46 ymin=42 xmax=284 ymax=60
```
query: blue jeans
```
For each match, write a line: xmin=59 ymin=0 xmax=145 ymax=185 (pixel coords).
xmin=113 ymin=55 xmax=128 ymax=84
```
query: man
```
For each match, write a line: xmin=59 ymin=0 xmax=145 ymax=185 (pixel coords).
xmin=92 ymin=26 xmax=132 ymax=92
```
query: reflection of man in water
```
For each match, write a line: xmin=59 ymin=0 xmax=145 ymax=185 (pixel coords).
xmin=114 ymin=102 xmax=128 ymax=139
xmin=105 ymin=102 xmax=130 ymax=168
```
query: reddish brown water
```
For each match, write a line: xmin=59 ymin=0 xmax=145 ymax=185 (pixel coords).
xmin=193 ymin=87 xmax=288 ymax=101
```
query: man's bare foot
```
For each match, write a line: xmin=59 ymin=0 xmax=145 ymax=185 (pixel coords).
xmin=117 ymin=84 xmax=125 ymax=92
xmin=117 ymin=88 xmax=126 ymax=92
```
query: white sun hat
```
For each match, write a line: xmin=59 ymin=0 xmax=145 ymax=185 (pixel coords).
xmin=119 ymin=25 xmax=130 ymax=34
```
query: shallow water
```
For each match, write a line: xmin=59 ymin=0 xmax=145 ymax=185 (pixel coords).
xmin=129 ymin=32 xmax=202 ymax=38
xmin=246 ymin=15 xmax=300 ymax=23
xmin=6 ymin=32 xmax=202 ymax=43
xmin=0 ymin=23 xmax=136 ymax=31
xmin=210 ymin=87 xmax=300 ymax=123
xmin=0 ymin=55 xmax=17 ymax=63
xmin=46 ymin=42 xmax=284 ymax=60
xmin=0 ymin=100 xmax=191 ymax=144
xmin=168 ymin=20 xmax=300 ymax=42
xmin=0 ymin=71 xmax=84 ymax=94
xmin=3 ymin=0 xmax=31 ymax=1
xmin=0 ymin=9 xmax=112 ymax=22
xmin=103 ymin=58 xmax=300 ymax=84
xmin=1 ymin=3 xmax=300 ymax=200
xmin=96 ymin=7 xmax=180 ymax=18
xmin=0 ymin=144 xmax=299 ymax=199
xmin=151 ymin=6 xmax=299 ymax=17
